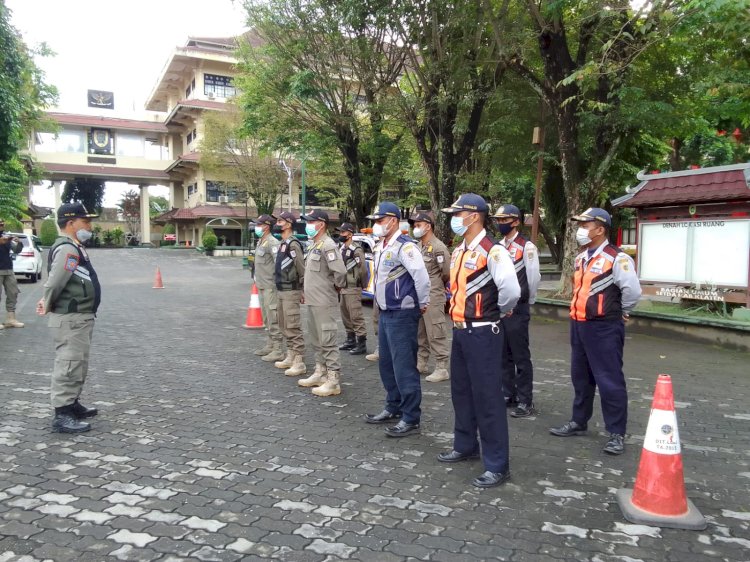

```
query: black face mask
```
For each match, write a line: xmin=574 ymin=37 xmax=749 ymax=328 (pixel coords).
xmin=271 ymin=225 xmax=282 ymax=234
xmin=497 ymin=222 xmax=514 ymax=236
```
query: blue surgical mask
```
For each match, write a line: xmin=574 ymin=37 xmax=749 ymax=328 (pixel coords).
xmin=254 ymin=226 xmax=264 ymax=237
xmin=450 ymin=216 xmax=468 ymax=236
xmin=497 ymin=222 xmax=514 ymax=236
xmin=76 ymin=229 xmax=93 ymax=243
xmin=305 ymin=223 xmax=319 ymax=238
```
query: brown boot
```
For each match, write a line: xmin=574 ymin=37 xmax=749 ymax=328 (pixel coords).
xmin=365 ymin=347 xmax=379 ymax=362
xmin=273 ymin=350 xmax=294 ymax=369
xmin=261 ymin=344 xmax=284 ymax=363
xmin=312 ymin=371 xmax=341 ymax=396
xmin=298 ymin=364 xmax=326 ymax=387
xmin=284 ymin=354 xmax=307 ymax=376
xmin=4 ymin=312 xmax=24 ymax=328
xmin=254 ymin=341 xmax=274 ymax=356
xmin=417 ymin=358 xmax=429 ymax=375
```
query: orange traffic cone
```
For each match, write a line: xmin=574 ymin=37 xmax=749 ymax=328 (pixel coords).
xmin=242 ymin=283 xmax=264 ymax=329
xmin=616 ymin=374 xmax=706 ymax=530
xmin=152 ymin=267 xmax=165 ymax=289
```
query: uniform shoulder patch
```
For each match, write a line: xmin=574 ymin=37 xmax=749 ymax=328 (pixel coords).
xmin=618 ymin=257 xmax=630 ymax=271
xmin=290 ymin=249 xmax=297 ymax=258
xmin=327 ymin=250 xmax=337 ymax=262
xmin=355 ymin=256 xmax=361 ymax=264
xmin=436 ymin=255 xmax=444 ymax=264
xmin=272 ymin=246 xmax=279 ymax=254
xmin=64 ymin=254 xmax=79 ymax=272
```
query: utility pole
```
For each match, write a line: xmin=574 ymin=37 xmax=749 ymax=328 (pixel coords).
xmin=531 ymin=103 xmax=546 ymax=245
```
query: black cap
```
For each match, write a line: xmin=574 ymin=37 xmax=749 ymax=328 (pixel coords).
xmin=337 ymin=222 xmax=356 ymax=233
xmin=253 ymin=214 xmax=276 ymax=227
xmin=408 ymin=211 xmax=434 ymax=226
xmin=441 ymin=193 xmax=488 ymax=214
xmin=277 ymin=211 xmax=297 ymax=224
xmin=57 ymin=202 xmax=98 ymax=220
xmin=366 ymin=202 xmax=401 ymax=220
xmin=301 ymin=209 xmax=330 ymax=223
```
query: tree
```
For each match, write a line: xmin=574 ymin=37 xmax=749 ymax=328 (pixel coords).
xmin=239 ymin=0 xmax=408 ymax=227
xmin=61 ymin=178 xmax=105 ymax=214
xmin=0 ymin=1 xmax=57 ymax=219
xmin=200 ymin=106 xmax=287 ymax=217
xmin=39 ymin=217 xmax=57 ymax=245
xmin=150 ymin=196 xmax=169 ymax=218
xmin=117 ymin=189 xmax=140 ymax=238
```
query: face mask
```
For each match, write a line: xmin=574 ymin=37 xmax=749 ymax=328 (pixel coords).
xmin=305 ymin=223 xmax=319 ymax=238
xmin=77 ymin=229 xmax=93 ymax=243
xmin=497 ymin=222 xmax=514 ymax=236
xmin=451 ymin=215 xmax=474 ymax=236
xmin=372 ymin=222 xmax=388 ymax=238
xmin=254 ymin=226 xmax=264 ymax=237
xmin=271 ymin=225 xmax=282 ymax=234
xmin=412 ymin=227 xmax=426 ymax=239
xmin=576 ymin=227 xmax=592 ymax=246
xmin=340 ymin=234 xmax=350 ymax=243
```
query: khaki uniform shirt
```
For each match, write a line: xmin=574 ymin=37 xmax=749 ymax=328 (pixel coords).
xmin=304 ymin=234 xmax=347 ymax=307
xmin=419 ymin=235 xmax=451 ymax=300
xmin=254 ymin=235 xmax=280 ymax=290
xmin=340 ymin=241 xmax=367 ymax=295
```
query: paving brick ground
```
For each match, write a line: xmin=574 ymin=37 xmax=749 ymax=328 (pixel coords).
xmin=1 ymin=248 xmax=748 ymax=562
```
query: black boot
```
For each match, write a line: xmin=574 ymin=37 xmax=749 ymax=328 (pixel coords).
xmin=349 ymin=335 xmax=367 ymax=355
xmin=52 ymin=406 xmax=91 ymax=433
xmin=71 ymin=400 xmax=98 ymax=419
xmin=338 ymin=332 xmax=356 ymax=350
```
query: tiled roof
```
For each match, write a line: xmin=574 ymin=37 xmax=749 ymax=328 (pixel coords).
xmin=47 ymin=113 xmax=169 ymax=133
xmin=613 ymin=164 xmax=750 ymax=208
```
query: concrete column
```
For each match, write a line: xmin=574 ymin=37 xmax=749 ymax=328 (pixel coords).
xmin=52 ymin=181 xmax=63 ymax=216
xmin=140 ymin=185 xmax=151 ymax=246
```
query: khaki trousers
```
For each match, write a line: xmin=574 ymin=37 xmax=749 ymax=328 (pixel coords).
xmin=307 ymin=305 xmax=340 ymax=372
xmin=49 ymin=314 xmax=95 ymax=408
xmin=339 ymin=291 xmax=366 ymax=337
xmin=0 ymin=270 xmax=19 ymax=312
xmin=278 ymin=290 xmax=305 ymax=355
xmin=258 ymin=287 xmax=282 ymax=345
xmin=417 ymin=298 xmax=450 ymax=368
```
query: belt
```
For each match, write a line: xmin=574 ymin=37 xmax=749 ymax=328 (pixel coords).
xmin=453 ymin=320 xmax=499 ymax=330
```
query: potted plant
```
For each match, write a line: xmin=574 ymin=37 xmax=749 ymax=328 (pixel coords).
xmin=203 ymin=229 xmax=218 ymax=256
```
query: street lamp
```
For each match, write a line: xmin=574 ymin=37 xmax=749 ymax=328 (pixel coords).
xmin=279 ymin=159 xmax=293 ymax=212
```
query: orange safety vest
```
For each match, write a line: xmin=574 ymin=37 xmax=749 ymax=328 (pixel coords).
xmin=570 ymin=244 xmax=623 ymax=321
xmin=449 ymin=235 xmax=501 ymax=322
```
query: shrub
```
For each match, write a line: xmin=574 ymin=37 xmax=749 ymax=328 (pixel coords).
xmin=40 ymin=218 xmax=58 ymax=246
xmin=203 ymin=229 xmax=218 ymax=252
xmin=110 ymin=227 xmax=124 ymax=246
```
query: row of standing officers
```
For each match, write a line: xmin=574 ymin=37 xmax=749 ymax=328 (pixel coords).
xmin=251 ymin=195 xmax=641 ymax=488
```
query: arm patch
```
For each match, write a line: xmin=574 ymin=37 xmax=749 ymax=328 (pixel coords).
xmin=64 ymin=254 xmax=79 ymax=272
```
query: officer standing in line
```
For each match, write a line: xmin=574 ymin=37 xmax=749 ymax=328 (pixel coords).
xmin=272 ymin=211 xmax=307 ymax=376
xmin=365 ymin=231 xmax=383 ymax=363
xmin=550 ymin=208 xmax=641 ymax=455
xmin=297 ymin=209 xmax=348 ymax=396
xmin=0 ymin=219 xmax=25 ymax=329
xmin=364 ymin=202 xmax=430 ymax=438
xmin=408 ymin=212 xmax=451 ymax=383
xmin=336 ymin=222 xmax=368 ymax=355
xmin=35 ymin=203 xmax=101 ymax=433
xmin=251 ymin=215 xmax=283 ymax=359
xmin=492 ymin=204 xmax=541 ymax=418
xmin=438 ymin=194 xmax=520 ymax=488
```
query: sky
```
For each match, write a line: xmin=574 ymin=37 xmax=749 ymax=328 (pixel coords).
xmin=7 ymin=0 xmax=248 ymax=208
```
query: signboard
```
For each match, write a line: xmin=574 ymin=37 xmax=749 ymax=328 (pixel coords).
xmin=654 ymin=287 xmax=726 ymax=302
xmin=88 ymin=128 xmax=114 ymax=155
xmin=88 ymin=90 xmax=114 ymax=109
xmin=639 ymin=219 xmax=750 ymax=287
xmin=163 ymin=234 xmax=177 ymax=241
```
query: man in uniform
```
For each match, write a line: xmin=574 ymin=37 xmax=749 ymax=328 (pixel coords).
xmin=364 ymin=202 xmax=430 ymax=438
xmin=408 ymin=212 xmax=451 ymax=382
xmin=272 ymin=211 xmax=307 ymax=376
xmin=0 ymin=219 xmax=24 ymax=329
xmin=438 ymin=194 xmax=520 ymax=488
xmin=493 ymin=204 xmax=541 ymax=418
xmin=550 ymin=208 xmax=641 ymax=455
xmin=35 ymin=203 xmax=102 ymax=433
xmin=336 ymin=222 xmax=368 ymax=355
xmin=365 ymin=231 xmax=384 ymax=362
xmin=251 ymin=214 xmax=283 ymax=360
xmin=297 ymin=209 xmax=348 ymax=396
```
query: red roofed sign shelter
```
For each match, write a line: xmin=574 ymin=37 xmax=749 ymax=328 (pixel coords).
xmin=613 ymin=163 xmax=750 ymax=306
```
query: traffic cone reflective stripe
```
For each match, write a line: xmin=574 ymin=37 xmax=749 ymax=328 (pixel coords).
xmin=616 ymin=374 xmax=706 ymax=530
xmin=243 ymin=284 xmax=264 ymax=329
xmin=152 ymin=267 xmax=165 ymax=289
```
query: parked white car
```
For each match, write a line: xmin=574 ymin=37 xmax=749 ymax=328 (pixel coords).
xmin=8 ymin=233 xmax=44 ymax=283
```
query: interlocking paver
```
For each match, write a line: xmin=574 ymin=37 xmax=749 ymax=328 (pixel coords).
xmin=0 ymin=249 xmax=747 ymax=561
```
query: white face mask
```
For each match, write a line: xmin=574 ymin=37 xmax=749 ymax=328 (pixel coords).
xmin=373 ymin=219 xmax=392 ymax=238
xmin=76 ymin=229 xmax=93 ymax=243
xmin=413 ymin=227 xmax=426 ymax=239
xmin=575 ymin=227 xmax=592 ymax=246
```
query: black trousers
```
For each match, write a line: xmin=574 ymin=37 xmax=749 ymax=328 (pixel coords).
xmin=501 ymin=302 xmax=534 ymax=405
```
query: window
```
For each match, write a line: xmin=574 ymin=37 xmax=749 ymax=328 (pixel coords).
xmin=116 ymin=133 xmax=145 ymax=157
xmin=206 ymin=181 xmax=221 ymax=202
xmin=204 ymin=73 xmax=236 ymax=98
xmin=186 ymin=128 xmax=197 ymax=147
xmin=187 ymin=184 xmax=197 ymax=196
xmin=35 ymin=130 xmax=86 ymax=153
